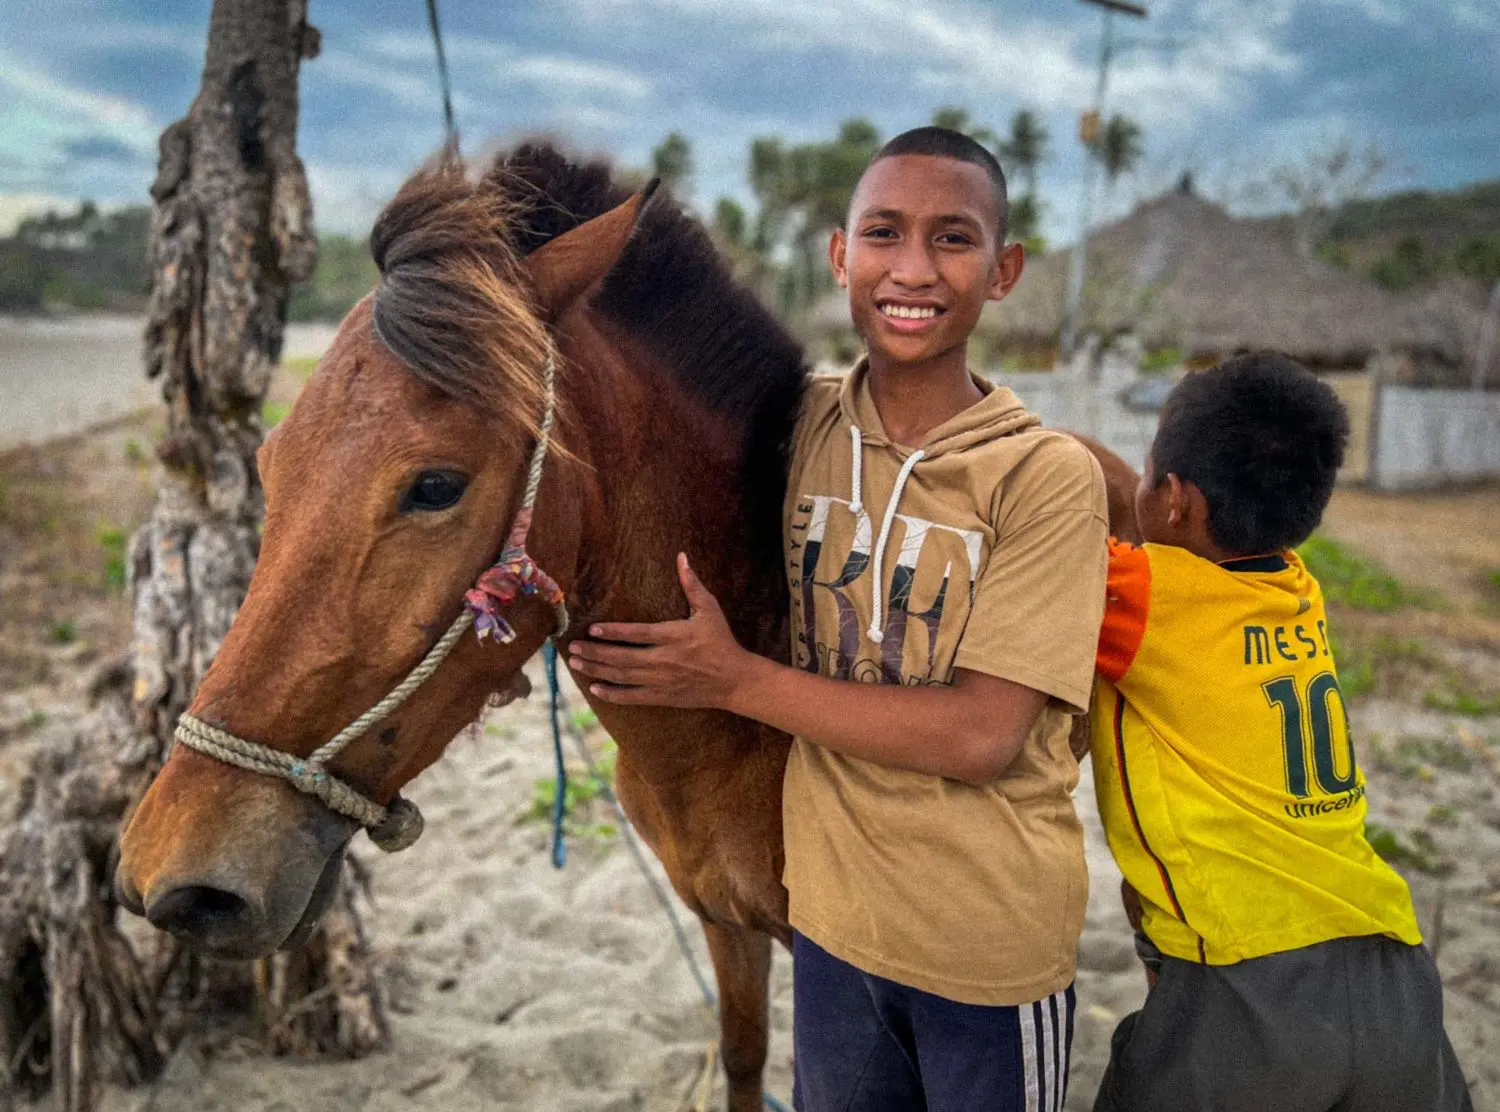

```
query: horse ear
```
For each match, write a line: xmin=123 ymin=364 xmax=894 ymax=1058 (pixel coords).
xmin=525 ymin=180 xmax=659 ymax=318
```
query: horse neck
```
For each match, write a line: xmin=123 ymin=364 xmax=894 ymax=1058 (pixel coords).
xmin=536 ymin=312 xmax=788 ymax=782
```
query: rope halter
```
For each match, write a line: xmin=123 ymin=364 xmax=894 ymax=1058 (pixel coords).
xmin=173 ymin=349 xmax=569 ymax=853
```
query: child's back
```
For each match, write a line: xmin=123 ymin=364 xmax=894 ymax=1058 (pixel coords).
xmin=1090 ymin=353 xmax=1472 ymax=1112
xmin=1094 ymin=539 xmax=1418 ymax=964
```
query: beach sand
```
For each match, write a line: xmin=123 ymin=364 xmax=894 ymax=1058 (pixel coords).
xmin=0 ymin=314 xmax=335 ymax=452
xmin=60 ymin=658 xmax=1490 ymax=1112
xmin=2 ymin=344 xmax=1494 ymax=1110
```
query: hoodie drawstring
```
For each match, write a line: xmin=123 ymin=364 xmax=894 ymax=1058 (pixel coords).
xmin=849 ymin=425 xmax=865 ymax=517
xmin=850 ymin=425 xmax=924 ymax=645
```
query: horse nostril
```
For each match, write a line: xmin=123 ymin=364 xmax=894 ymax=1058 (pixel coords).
xmin=145 ymin=885 xmax=255 ymax=938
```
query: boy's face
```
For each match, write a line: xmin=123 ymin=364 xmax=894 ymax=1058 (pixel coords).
xmin=830 ymin=154 xmax=1022 ymax=369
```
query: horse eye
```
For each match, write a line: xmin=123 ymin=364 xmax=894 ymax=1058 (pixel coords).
xmin=399 ymin=470 xmax=469 ymax=513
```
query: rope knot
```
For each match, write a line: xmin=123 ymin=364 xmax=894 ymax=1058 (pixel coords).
xmin=368 ymin=796 xmax=425 ymax=853
xmin=288 ymin=761 xmax=326 ymax=792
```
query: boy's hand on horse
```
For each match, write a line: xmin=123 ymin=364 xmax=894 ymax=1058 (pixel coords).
xmin=569 ymin=553 xmax=755 ymax=709
xmin=570 ymin=554 xmax=1049 ymax=784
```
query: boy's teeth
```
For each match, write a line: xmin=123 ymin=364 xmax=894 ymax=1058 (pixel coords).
xmin=881 ymin=304 xmax=937 ymax=319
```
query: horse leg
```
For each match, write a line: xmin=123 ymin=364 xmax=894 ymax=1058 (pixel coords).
xmin=702 ymin=920 xmax=773 ymax=1112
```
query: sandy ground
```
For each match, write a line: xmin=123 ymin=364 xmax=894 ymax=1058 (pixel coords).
xmin=0 ymin=314 xmax=336 ymax=452
xmin=59 ymin=663 xmax=1140 ymax=1112
xmin=1 ymin=356 xmax=1496 ymax=1109
xmin=11 ymin=656 xmax=1481 ymax=1112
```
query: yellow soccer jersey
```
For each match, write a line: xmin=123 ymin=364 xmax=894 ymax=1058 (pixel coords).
xmin=1090 ymin=541 xmax=1422 ymax=965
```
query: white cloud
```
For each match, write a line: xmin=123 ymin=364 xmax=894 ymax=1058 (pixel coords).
xmin=314 ymin=49 xmax=475 ymax=114
xmin=555 ymin=0 xmax=1296 ymax=137
xmin=0 ymin=50 xmax=160 ymax=159
xmin=505 ymin=55 xmax=653 ymax=100
xmin=1322 ymin=0 xmax=1407 ymax=26
xmin=364 ymin=32 xmax=654 ymax=102
xmin=0 ymin=191 xmax=74 ymax=236
xmin=53 ymin=20 xmax=203 ymax=57
xmin=1451 ymin=0 xmax=1500 ymax=30
xmin=304 ymin=158 xmax=405 ymax=236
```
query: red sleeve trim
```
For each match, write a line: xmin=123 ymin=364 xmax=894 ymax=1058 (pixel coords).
xmin=1097 ymin=539 xmax=1151 ymax=684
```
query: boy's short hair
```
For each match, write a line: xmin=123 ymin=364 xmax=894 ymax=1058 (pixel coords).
xmin=866 ymin=126 xmax=1010 ymax=239
xmin=1151 ymin=352 xmax=1350 ymax=555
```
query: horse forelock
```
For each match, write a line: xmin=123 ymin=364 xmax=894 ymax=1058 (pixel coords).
xmin=370 ymin=141 xmax=807 ymax=455
xmin=367 ymin=142 xmax=809 ymax=575
xmin=369 ymin=160 xmax=551 ymax=436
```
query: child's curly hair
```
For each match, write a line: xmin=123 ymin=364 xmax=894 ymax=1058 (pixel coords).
xmin=1151 ymin=352 xmax=1350 ymax=555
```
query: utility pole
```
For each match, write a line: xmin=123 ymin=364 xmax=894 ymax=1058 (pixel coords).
xmin=1059 ymin=0 xmax=1147 ymax=360
xmin=1474 ymin=280 xmax=1500 ymax=393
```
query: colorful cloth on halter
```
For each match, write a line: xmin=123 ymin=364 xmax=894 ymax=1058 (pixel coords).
xmin=463 ymin=508 xmax=566 ymax=643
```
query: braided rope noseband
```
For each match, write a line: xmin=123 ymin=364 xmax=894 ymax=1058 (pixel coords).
xmin=173 ymin=349 xmax=569 ymax=853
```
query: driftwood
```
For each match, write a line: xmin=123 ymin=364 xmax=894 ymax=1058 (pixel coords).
xmin=0 ymin=670 xmax=161 ymax=1110
xmin=1 ymin=2 xmax=386 ymax=1107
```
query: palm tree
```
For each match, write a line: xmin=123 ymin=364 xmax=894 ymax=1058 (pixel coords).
xmin=1009 ymin=194 xmax=1041 ymax=246
xmin=651 ymin=131 xmax=694 ymax=194
xmin=1000 ymin=109 xmax=1049 ymax=201
xmin=714 ymin=197 xmax=747 ymax=250
xmin=931 ymin=106 xmax=999 ymax=155
xmin=1091 ymin=114 xmax=1145 ymax=219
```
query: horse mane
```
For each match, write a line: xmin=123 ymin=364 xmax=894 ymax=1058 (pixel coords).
xmin=370 ymin=141 xmax=809 ymax=576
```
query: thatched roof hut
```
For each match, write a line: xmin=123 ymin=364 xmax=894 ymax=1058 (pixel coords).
xmin=980 ymin=187 xmax=1466 ymax=369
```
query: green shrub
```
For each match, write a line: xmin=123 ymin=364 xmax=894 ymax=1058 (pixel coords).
xmin=1329 ymin=630 xmax=1375 ymax=697
xmin=1140 ymin=346 xmax=1183 ymax=374
xmin=1364 ymin=822 xmax=1445 ymax=874
xmin=1297 ymin=535 xmax=1429 ymax=611
xmin=96 ymin=524 xmax=128 ymax=590
xmin=1422 ymin=690 xmax=1500 ymax=717
xmin=529 ymin=739 xmax=618 ymax=840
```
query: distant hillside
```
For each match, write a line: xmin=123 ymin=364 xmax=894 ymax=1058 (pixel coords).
xmin=0 ymin=203 xmax=151 ymax=312
xmin=1256 ymin=179 xmax=1500 ymax=293
xmin=287 ymin=234 xmax=377 ymax=322
xmin=0 ymin=198 xmax=376 ymax=321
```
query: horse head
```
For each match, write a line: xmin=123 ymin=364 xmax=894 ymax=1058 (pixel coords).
xmin=116 ymin=164 xmax=651 ymax=959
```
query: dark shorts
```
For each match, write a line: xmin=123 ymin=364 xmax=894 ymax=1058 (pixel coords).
xmin=792 ymin=931 xmax=1075 ymax=1112
xmin=1093 ymin=934 xmax=1474 ymax=1112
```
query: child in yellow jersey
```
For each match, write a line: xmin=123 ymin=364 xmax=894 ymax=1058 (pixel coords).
xmin=1090 ymin=353 xmax=1472 ymax=1112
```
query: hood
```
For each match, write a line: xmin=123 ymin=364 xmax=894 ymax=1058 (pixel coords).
xmin=835 ymin=358 xmax=1041 ymax=647
xmin=838 ymin=357 xmax=1040 ymax=460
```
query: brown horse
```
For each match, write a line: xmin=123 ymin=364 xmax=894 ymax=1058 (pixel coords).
xmin=116 ymin=144 xmax=1137 ymax=1110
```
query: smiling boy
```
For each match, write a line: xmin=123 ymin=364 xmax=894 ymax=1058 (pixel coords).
xmin=570 ymin=127 xmax=1109 ymax=1110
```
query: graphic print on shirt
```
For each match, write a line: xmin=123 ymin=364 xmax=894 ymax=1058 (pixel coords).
xmin=788 ymin=493 xmax=984 ymax=684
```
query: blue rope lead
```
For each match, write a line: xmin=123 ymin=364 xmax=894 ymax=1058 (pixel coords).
xmin=542 ymin=640 xmax=568 ymax=869
xmin=539 ymin=643 xmax=792 ymax=1112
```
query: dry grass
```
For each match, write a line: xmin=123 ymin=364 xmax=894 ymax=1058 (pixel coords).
xmin=0 ymin=360 xmax=318 ymax=699
xmin=0 ymin=418 xmax=156 ymax=694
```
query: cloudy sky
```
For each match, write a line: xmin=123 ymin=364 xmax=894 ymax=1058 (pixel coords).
xmin=1 ymin=0 xmax=1496 ymax=240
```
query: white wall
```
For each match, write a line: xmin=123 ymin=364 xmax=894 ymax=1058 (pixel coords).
xmin=990 ymin=342 xmax=1161 ymax=474
xmin=988 ymin=362 xmax=1500 ymax=492
xmin=1372 ymin=387 xmax=1500 ymax=490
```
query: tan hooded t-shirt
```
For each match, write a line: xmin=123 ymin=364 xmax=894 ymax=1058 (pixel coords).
xmin=782 ymin=360 xmax=1109 ymax=1005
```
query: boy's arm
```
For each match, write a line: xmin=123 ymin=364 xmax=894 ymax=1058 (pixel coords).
xmin=569 ymin=554 xmax=1046 ymax=784
xmin=1097 ymin=540 xmax=1152 ymax=685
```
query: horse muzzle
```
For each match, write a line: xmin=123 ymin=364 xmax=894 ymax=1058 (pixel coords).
xmin=116 ymin=748 xmax=357 ymax=960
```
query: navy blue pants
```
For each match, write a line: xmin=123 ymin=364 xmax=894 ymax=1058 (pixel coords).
xmin=793 ymin=932 xmax=1076 ymax=1112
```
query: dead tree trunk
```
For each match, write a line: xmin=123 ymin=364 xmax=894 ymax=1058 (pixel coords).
xmin=0 ymin=3 xmax=385 ymax=1108
xmin=135 ymin=0 xmax=387 ymax=1066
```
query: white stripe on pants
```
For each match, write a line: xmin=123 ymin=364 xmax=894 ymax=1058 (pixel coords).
xmin=1020 ymin=990 xmax=1072 ymax=1112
